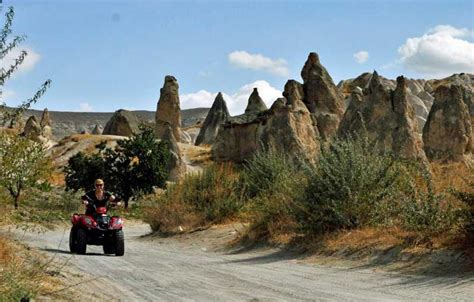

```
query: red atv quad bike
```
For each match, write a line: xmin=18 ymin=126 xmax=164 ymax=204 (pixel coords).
xmin=69 ymin=196 xmax=124 ymax=256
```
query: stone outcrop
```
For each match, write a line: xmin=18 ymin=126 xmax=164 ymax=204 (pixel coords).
xmin=40 ymin=108 xmax=53 ymax=139
xmin=338 ymin=73 xmax=426 ymax=160
xmin=338 ymin=72 xmax=434 ymax=133
xmin=40 ymin=108 xmax=50 ymax=128
xmin=23 ymin=116 xmax=42 ymax=142
xmin=423 ymin=85 xmax=473 ymax=162
xmin=180 ymin=130 xmax=192 ymax=144
xmin=103 ymin=109 xmax=141 ymax=137
xmin=156 ymin=75 xmax=182 ymax=141
xmin=213 ymin=94 xmax=320 ymax=163
xmin=91 ymin=125 xmax=102 ymax=135
xmin=300 ymin=52 xmax=344 ymax=139
xmin=245 ymin=88 xmax=267 ymax=114
xmin=195 ymin=92 xmax=230 ymax=145
xmin=426 ymin=73 xmax=474 ymax=93
xmin=162 ymin=124 xmax=186 ymax=181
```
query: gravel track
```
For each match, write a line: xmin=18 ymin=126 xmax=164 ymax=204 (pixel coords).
xmin=8 ymin=223 xmax=474 ymax=301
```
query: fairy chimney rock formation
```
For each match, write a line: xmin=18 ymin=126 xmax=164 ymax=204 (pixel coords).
xmin=23 ymin=116 xmax=42 ymax=142
xmin=103 ymin=109 xmax=140 ymax=137
xmin=338 ymin=74 xmax=426 ymax=161
xmin=423 ymin=85 xmax=473 ymax=162
xmin=284 ymin=79 xmax=320 ymax=136
xmin=162 ymin=124 xmax=186 ymax=181
xmin=300 ymin=52 xmax=345 ymax=139
xmin=156 ymin=75 xmax=182 ymax=141
xmin=212 ymin=94 xmax=320 ymax=163
xmin=40 ymin=108 xmax=51 ymax=128
xmin=91 ymin=124 xmax=102 ymax=135
xmin=245 ymin=88 xmax=268 ymax=114
xmin=283 ymin=80 xmax=304 ymax=106
xmin=195 ymin=92 xmax=230 ymax=146
xmin=40 ymin=108 xmax=53 ymax=139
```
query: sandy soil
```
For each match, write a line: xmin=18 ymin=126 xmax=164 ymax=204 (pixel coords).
xmin=5 ymin=223 xmax=474 ymax=301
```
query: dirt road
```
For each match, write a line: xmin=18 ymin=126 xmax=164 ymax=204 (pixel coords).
xmin=8 ymin=223 xmax=474 ymax=301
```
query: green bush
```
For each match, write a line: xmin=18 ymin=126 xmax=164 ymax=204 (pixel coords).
xmin=240 ymin=149 xmax=303 ymax=198
xmin=144 ymin=164 xmax=243 ymax=233
xmin=178 ymin=163 xmax=242 ymax=222
xmin=297 ymin=135 xmax=412 ymax=234
xmin=239 ymin=149 xmax=304 ymax=240
xmin=450 ymin=183 xmax=474 ymax=236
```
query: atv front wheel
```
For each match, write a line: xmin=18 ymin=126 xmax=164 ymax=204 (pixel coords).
xmin=103 ymin=238 xmax=115 ymax=254
xmin=114 ymin=230 xmax=124 ymax=256
xmin=75 ymin=228 xmax=87 ymax=255
xmin=69 ymin=227 xmax=77 ymax=253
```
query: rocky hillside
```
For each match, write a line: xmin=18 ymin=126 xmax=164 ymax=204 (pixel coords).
xmin=21 ymin=108 xmax=209 ymax=140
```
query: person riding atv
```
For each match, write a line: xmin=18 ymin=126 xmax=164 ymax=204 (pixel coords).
xmin=70 ymin=178 xmax=125 ymax=256
xmin=81 ymin=179 xmax=121 ymax=214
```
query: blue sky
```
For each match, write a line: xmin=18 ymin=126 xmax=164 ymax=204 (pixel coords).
xmin=2 ymin=0 xmax=473 ymax=114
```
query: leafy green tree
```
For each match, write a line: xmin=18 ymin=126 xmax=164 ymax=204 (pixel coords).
xmin=0 ymin=134 xmax=52 ymax=208
xmin=65 ymin=126 xmax=171 ymax=208
xmin=64 ymin=152 xmax=107 ymax=192
xmin=0 ymin=6 xmax=51 ymax=127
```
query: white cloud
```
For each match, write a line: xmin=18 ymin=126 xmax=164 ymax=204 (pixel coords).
xmin=198 ymin=71 xmax=212 ymax=78
xmin=181 ymin=80 xmax=282 ymax=116
xmin=78 ymin=102 xmax=93 ymax=112
xmin=228 ymin=51 xmax=290 ymax=77
xmin=398 ymin=25 xmax=474 ymax=77
xmin=0 ymin=46 xmax=41 ymax=76
xmin=353 ymin=51 xmax=369 ymax=64
xmin=1 ymin=89 xmax=16 ymax=102
xmin=181 ymin=90 xmax=216 ymax=108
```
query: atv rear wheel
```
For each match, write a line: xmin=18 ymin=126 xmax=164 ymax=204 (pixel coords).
xmin=75 ymin=228 xmax=87 ymax=255
xmin=114 ymin=230 xmax=124 ymax=256
xmin=69 ymin=227 xmax=77 ymax=253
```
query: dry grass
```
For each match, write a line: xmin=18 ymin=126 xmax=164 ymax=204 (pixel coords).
xmin=0 ymin=127 xmax=19 ymax=136
xmin=49 ymin=171 xmax=66 ymax=186
xmin=317 ymin=227 xmax=459 ymax=253
xmin=144 ymin=163 xmax=243 ymax=234
xmin=144 ymin=196 xmax=205 ymax=234
xmin=431 ymin=162 xmax=474 ymax=193
xmin=0 ymin=235 xmax=63 ymax=300
xmin=183 ymin=144 xmax=213 ymax=166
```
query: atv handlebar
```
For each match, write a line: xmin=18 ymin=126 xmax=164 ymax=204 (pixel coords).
xmin=82 ymin=195 xmax=122 ymax=209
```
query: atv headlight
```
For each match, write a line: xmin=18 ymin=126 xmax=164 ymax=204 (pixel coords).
xmin=84 ymin=217 xmax=92 ymax=225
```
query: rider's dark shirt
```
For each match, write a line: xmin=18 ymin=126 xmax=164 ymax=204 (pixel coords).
xmin=82 ymin=190 xmax=112 ymax=215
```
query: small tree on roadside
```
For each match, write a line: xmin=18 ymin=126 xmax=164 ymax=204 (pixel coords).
xmin=65 ymin=126 xmax=171 ymax=208
xmin=0 ymin=134 xmax=52 ymax=208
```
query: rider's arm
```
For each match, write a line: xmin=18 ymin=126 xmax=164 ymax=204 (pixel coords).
xmin=81 ymin=192 xmax=91 ymax=205
xmin=108 ymin=192 xmax=122 ymax=206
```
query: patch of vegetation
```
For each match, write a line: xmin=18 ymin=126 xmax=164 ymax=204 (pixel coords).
xmin=144 ymin=135 xmax=471 ymax=252
xmin=0 ymin=235 xmax=63 ymax=301
xmin=144 ymin=163 xmax=243 ymax=233
xmin=297 ymin=136 xmax=409 ymax=233
xmin=0 ymin=134 xmax=53 ymax=209
xmin=0 ymin=186 xmax=82 ymax=230
xmin=238 ymin=150 xmax=304 ymax=242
